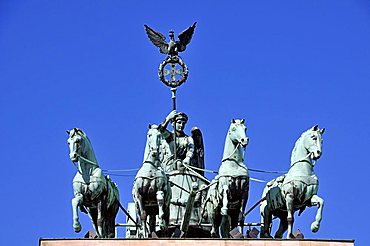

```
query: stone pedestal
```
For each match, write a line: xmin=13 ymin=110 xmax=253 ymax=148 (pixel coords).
xmin=40 ymin=239 xmax=354 ymax=246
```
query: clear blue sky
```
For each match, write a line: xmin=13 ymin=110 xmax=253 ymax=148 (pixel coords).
xmin=0 ymin=0 xmax=369 ymax=245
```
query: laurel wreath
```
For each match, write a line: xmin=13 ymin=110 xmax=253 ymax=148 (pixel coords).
xmin=158 ymin=56 xmax=188 ymax=88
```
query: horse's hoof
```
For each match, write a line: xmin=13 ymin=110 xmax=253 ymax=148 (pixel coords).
xmin=73 ymin=222 xmax=81 ymax=233
xmin=286 ymin=233 xmax=295 ymax=239
xmin=311 ymin=221 xmax=320 ymax=232
xmin=261 ymin=232 xmax=273 ymax=238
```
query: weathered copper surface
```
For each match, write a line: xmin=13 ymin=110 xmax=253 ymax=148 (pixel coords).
xmin=40 ymin=239 xmax=354 ymax=246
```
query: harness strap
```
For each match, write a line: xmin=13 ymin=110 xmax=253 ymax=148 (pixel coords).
xmin=221 ymin=142 xmax=242 ymax=162
xmin=290 ymin=152 xmax=315 ymax=168
xmin=221 ymin=158 xmax=249 ymax=173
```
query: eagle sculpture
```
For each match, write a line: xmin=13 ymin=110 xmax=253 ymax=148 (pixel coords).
xmin=144 ymin=22 xmax=196 ymax=57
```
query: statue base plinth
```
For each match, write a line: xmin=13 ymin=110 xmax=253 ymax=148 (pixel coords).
xmin=40 ymin=239 xmax=354 ymax=246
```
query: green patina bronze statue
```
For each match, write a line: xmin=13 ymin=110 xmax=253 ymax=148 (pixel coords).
xmin=67 ymin=128 xmax=120 ymax=238
xmin=144 ymin=23 xmax=196 ymax=88
xmin=158 ymin=110 xmax=204 ymax=174
xmin=260 ymin=125 xmax=325 ymax=239
xmin=204 ymin=119 xmax=250 ymax=238
xmin=132 ymin=124 xmax=172 ymax=238
xmin=131 ymin=111 xmax=206 ymax=238
xmin=144 ymin=22 xmax=196 ymax=58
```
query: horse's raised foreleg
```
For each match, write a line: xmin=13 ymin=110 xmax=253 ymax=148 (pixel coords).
xmin=285 ymin=193 xmax=295 ymax=239
xmin=156 ymin=190 xmax=166 ymax=230
xmin=310 ymin=194 xmax=324 ymax=233
xmin=71 ymin=193 xmax=83 ymax=233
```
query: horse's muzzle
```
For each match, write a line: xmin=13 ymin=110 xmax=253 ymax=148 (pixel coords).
xmin=311 ymin=150 xmax=321 ymax=160
xmin=70 ymin=153 xmax=78 ymax=162
xmin=240 ymin=137 xmax=249 ymax=147
xmin=151 ymin=150 xmax=158 ymax=157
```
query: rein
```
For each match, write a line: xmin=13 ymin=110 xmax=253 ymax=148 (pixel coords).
xmin=72 ymin=154 xmax=100 ymax=176
xmin=78 ymin=155 xmax=100 ymax=167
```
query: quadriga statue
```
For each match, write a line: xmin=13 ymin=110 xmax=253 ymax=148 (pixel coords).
xmin=260 ymin=125 xmax=325 ymax=239
xmin=204 ymin=119 xmax=250 ymax=238
xmin=66 ymin=128 xmax=120 ymax=238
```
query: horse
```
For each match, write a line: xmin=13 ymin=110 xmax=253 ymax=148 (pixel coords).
xmin=67 ymin=128 xmax=120 ymax=238
xmin=132 ymin=124 xmax=172 ymax=238
xmin=204 ymin=119 xmax=250 ymax=238
xmin=260 ymin=125 xmax=325 ymax=239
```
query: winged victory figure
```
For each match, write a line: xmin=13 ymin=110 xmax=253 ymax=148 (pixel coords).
xmin=144 ymin=22 xmax=197 ymax=57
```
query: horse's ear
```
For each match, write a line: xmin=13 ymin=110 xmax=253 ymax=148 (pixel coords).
xmin=312 ymin=125 xmax=319 ymax=131
xmin=320 ymin=128 xmax=325 ymax=135
xmin=148 ymin=124 xmax=152 ymax=129
xmin=240 ymin=119 xmax=245 ymax=124
xmin=232 ymin=119 xmax=236 ymax=123
xmin=66 ymin=130 xmax=70 ymax=135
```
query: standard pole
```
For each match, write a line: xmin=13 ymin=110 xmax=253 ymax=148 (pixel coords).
xmin=171 ymin=87 xmax=177 ymax=162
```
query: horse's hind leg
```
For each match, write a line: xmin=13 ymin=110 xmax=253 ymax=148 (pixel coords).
xmin=149 ymin=215 xmax=156 ymax=237
xmin=274 ymin=215 xmax=288 ymax=238
xmin=239 ymin=179 xmax=249 ymax=235
xmin=260 ymin=203 xmax=273 ymax=238
xmin=310 ymin=194 xmax=324 ymax=233
xmin=71 ymin=193 xmax=83 ymax=233
xmin=220 ymin=184 xmax=230 ymax=238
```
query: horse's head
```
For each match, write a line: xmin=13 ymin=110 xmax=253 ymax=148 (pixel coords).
xmin=67 ymin=128 xmax=86 ymax=162
xmin=146 ymin=124 xmax=162 ymax=158
xmin=303 ymin=125 xmax=325 ymax=160
xmin=228 ymin=119 xmax=249 ymax=148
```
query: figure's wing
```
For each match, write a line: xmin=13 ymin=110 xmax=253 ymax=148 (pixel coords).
xmin=177 ymin=22 xmax=197 ymax=52
xmin=144 ymin=24 xmax=168 ymax=54
xmin=191 ymin=126 xmax=204 ymax=176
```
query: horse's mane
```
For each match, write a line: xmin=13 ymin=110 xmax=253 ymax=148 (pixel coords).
xmin=290 ymin=129 xmax=312 ymax=165
xmin=143 ymin=124 xmax=159 ymax=162
xmin=71 ymin=128 xmax=97 ymax=163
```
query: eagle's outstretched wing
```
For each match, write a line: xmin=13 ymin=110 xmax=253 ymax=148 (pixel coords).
xmin=191 ymin=126 xmax=204 ymax=176
xmin=144 ymin=24 xmax=168 ymax=54
xmin=177 ymin=22 xmax=197 ymax=52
